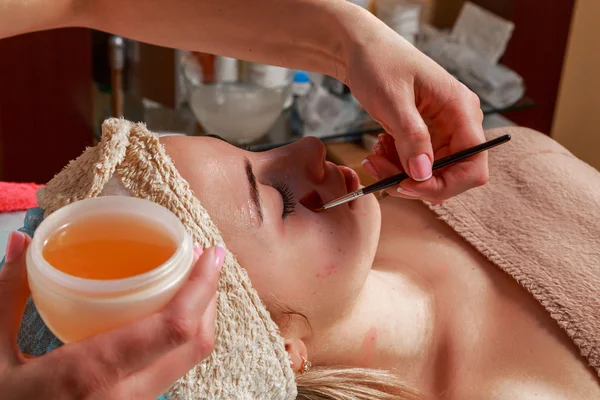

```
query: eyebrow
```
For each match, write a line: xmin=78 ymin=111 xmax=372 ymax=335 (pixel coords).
xmin=244 ymin=157 xmax=264 ymax=225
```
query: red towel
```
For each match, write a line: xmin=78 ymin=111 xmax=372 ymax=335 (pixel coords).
xmin=0 ymin=182 xmax=44 ymax=213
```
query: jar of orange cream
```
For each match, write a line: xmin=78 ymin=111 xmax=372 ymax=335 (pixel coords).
xmin=26 ymin=196 xmax=195 ymax=343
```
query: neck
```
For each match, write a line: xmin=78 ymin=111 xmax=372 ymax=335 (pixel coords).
xmin=309 ymin=263 xmax=439 ymax=386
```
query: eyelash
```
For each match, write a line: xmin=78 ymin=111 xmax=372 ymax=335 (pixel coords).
xmin=207 ymin=135 xmax=293 ymax=218
xmin=273 ymin=182 xmax=296 ymax=219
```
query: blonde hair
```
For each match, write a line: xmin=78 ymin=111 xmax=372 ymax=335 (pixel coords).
xmin=269 ymin=303 xmax=423 ymax=400
xmin=296 ymin=366 xmax=423 ymax=400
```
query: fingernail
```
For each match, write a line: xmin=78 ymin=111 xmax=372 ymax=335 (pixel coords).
xmin=377 ymin=133 xmax=386 ymax=143
xmin=408 ymin=154 xmax=432 ymax=182
xmin=397 ymin=187 xmax=421 ymax=197
xmin=5 ymin=231 xmax=25 ymax=263
xmin=361 ymin=159 xmax=378 ymax=179
xmin=193 ymin=243 xmax=204 ymax=258
xmin=372 ymin=143 xmax=382 ymax=155
xmin=214 ymin=246 xmax=225 ymax=271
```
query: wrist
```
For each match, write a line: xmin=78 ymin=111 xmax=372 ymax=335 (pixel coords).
xmin=332 ymin=3 xmax=394 ymax=83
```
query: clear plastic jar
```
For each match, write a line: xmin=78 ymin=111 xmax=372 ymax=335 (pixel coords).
xmin=26 ymin=196 xmax=194 ymax=343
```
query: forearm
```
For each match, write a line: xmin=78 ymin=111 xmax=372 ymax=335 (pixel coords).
xmin=1 ymin=0 xmax=383 ymax=82
xmin=83 ymin=0 xmax=378 ymax=81
xmin=0 ymin=0 xmax=76 ymax=39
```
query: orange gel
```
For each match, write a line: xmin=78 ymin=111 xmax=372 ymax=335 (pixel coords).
xmin=42 ymin=215 xmax=177 ymax=280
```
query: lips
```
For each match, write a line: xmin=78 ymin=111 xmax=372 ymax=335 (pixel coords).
xmin=299 ymin=190 xmax=323 ymax=211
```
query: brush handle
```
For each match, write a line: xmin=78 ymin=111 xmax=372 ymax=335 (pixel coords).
xmin=362 ymin=134 xmax=511 ymax=195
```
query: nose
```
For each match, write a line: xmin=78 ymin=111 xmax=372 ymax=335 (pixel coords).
xmin=272 ymin=137 xmax=327 ymax=183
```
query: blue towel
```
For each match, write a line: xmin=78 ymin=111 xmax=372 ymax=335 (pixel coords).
xmin=0 ymin=208 xmax=167 ymax=400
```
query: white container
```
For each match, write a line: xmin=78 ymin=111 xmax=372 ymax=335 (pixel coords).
xmin=246 ymin=63 xmax=291 ymax=88
xmin=214 ymin=56 xmax=239 ymax=83
xmin=376 ymin=0 xmax=423 ymax=44
xmin=246 ymin=63 xmax=295 ymax=109
xmin=26 ymin=196 xmax=194 ymax=343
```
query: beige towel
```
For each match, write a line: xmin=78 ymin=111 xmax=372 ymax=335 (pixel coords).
xmin=427 ymin=127 xmax=600 ymax=377
xmin=38 ymin=119 xmax=297 ymax=399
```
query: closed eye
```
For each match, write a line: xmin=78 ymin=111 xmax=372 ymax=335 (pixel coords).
xmin=272 ymin=182 xmax=296 ymax=219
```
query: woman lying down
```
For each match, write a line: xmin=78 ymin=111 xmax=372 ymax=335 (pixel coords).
xmin=32 ymin=118 xmax=599 ymax=399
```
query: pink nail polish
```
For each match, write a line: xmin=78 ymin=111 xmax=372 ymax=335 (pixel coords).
xmin=361 ymin=159 xmax=378 ymax=179
xmin=214 ymin=246 xmax=225 ymax=271
xmin=408 ymin=154 xmax=432 ymax=182
xmin=193 ymin=243 xmax=204 ymax=258
xmin=372 ymin=143 xmax=383 ymax=155
xmin=5 ymin=231 xmax=25 ymax=263
xmin=397 ymin=187 xmax=421 ymax=197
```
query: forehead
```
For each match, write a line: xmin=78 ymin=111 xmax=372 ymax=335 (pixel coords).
xmin=160 ymin=136 xmax=244 ymax=183
xmin=159 ymin=135 xmax=254 ymax=229
xmin=161 ymin=135 xmax=239 ymax=161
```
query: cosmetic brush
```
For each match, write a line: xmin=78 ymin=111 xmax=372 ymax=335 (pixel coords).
xmin=315 ymin=134 xmax=511 ymax=211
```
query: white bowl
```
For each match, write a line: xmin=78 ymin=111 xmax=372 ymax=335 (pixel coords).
xmin=182 ymin=55 xmax=293 ymax=144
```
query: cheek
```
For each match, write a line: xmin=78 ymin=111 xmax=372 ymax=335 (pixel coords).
xmin=314 ymin=263 xmax=340 ymax=280
xmin=295 ymin=217 xmax=365 ymax=287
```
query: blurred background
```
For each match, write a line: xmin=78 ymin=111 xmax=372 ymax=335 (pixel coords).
xmin=1 ymin=0 xmax=598 ymax=184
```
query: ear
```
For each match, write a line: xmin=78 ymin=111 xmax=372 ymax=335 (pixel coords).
xmin=284 ymin=338 xmax=308 ymax=373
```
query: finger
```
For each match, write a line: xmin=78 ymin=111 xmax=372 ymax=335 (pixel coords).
xmin=399 ymin=101 xmax=488 ymax=201
xmin=57 ymin=246 xmax=225 ymax=392
xmin=366 ymin=134 xmax=404 ymax=181
xmin=372 ymin=133 xmax=402 ymax=170
xmin=384 ymin=96 xmax=434 ymax=182
xmin=398 ymin=154 xmax=488 ymax=201
xmin=0 ymin=232 xmax=31 ymax=360
xmin=363 ymin=154 xmax=400 ymax=180
xmin=363 ymin=155 xmax=424 ymax=200
xmin=112 ymin=293 xmax=218 ymax=399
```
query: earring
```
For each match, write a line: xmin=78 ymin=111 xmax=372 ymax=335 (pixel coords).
xmin=299 ymin=356 xmax=312 ymax=375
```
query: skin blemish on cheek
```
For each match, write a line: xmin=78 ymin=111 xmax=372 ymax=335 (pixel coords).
xmin=324 ymin=264 xmax=337 ymax=277
xmin=360 ymin=327 xmax=378 ymax=368
xmin=315 ymin=264 xmax=338 ymax=279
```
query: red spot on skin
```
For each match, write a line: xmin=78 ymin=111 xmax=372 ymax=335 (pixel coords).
xmin=338 ymin=247 xmax=342 ymax=253
xmin=360 ymin=327 xmax=378 ymax=368
xmin=325 ymin=264 xmax=337 ymax=277
xmin=315 ymin=264 xmax=338 ymax=279
xmin=312 ymin=291 xmax=316 ymax=295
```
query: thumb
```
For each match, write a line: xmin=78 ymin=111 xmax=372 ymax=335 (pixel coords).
xmin=388 ymin=106 xmax=434 ymax=182
xmin=0 ymin=232 xmax=31 ymax=357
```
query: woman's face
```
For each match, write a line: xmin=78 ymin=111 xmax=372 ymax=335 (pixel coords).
xmin=161 ymin=136 xmax=381 ymax=334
